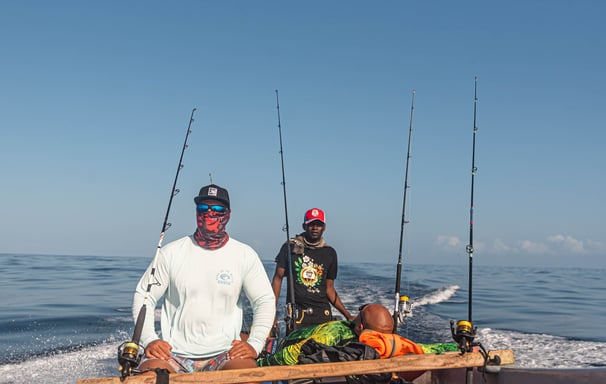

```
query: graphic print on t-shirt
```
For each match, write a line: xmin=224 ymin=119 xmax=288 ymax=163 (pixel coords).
xmin=294 ymin=255 xmax=324 ymax=293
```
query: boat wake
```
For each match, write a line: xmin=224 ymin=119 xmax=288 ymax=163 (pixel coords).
xmin=478 ymin=328 xmax=606 ymax=369
xmin=0 ymin=341 xmax=118 ymax=384
xmin=412 ymin=285 xmax=459 ymax=308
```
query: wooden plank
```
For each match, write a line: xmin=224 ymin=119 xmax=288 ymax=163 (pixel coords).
xmin=77 ymin=349 xmax=513 ymax=384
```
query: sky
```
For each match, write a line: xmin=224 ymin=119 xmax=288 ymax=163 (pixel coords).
xmin=1 ymin=1 xmax=604 ymax=268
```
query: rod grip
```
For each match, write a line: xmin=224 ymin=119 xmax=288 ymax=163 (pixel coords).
xmin=132 ymin=304 xmax=147 ymax=345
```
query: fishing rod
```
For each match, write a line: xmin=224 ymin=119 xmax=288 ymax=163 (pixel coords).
xmin=117 ymin=108 xmax=197 ymax=379
xmin=467 ymin=77 xmax=478 ymax=326
xmin=450 ymin=78 xmax=479 ymax=354
xmin=450 ymin=79 xmax=502 ymax=383
xmin=393 ymin=90 xmax=415 ymax=334
xmin=463 ymin=77 xmax=479 ymax=384
xmin=275 ymin=90 xmax=297 ymax=336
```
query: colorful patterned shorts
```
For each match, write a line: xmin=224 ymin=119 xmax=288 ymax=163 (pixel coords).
xmin=148 ymin=351 xmax=230 ymax=373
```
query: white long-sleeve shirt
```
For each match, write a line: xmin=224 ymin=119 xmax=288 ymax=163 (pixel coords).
xmin=132 ymin=235 xmax=275 ymax=358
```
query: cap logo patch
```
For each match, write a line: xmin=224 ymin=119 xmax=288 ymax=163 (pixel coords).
xmin=208 ymin=187 xmax=218 ymax=197
xmin=311 ymin=209 xmax=319 ymax=217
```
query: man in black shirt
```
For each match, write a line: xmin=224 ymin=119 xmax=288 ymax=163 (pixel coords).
xmin=271 ymin=208 xmax=353 ymax=330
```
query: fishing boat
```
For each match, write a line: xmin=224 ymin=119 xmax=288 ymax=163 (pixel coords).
xmin=78 ymin=348 xmax=512 ymax=383
xmin=76 ymin=349 xmax=606 ymax=384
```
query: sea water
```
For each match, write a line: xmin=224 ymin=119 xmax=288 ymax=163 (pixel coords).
xmin=0 ymin=253 xmax=604 ymax=383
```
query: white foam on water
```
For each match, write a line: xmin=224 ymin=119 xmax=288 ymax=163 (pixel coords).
xmin=0 ymin=342 xmax=118 ymax=384
xmin=412 ymin=285 xmax=460 ymax=307
xmin=477 ymin=328 xmax=605 ymax=369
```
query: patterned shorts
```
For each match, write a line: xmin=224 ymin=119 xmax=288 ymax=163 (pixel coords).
xmin=149 ymin=351 xmax=230 ymax=373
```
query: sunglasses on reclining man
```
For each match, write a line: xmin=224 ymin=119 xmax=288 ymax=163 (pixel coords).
xmin=358 ymin=304 xmax=370 ymax=327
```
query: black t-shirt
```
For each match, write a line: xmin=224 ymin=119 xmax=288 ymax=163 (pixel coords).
xmin=275 ymin=239 xmax=338 ymax=325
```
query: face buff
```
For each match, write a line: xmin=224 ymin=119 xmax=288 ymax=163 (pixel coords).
xmin=193 ymin=210 xmax=230 ymax=250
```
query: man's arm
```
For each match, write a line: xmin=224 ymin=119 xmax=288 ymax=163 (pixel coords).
xmin=243 ymin=255 xmax=276 ymax=355
xmin=326 ymin=279 xmax=353 ymax=320
xmin=271 ymin=265 xmax=286 ymax=306
xmin=270 ymin=265 xmax=286 ymax=334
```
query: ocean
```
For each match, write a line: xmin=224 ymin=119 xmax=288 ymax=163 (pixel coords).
xmin=0 ymin=253 xmax=604 ymax=383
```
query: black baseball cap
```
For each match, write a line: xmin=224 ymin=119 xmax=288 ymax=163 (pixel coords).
xmin=194 ymin=184 xmax=230 ymax=208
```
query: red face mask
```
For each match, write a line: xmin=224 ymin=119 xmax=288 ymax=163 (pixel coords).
xmin=193 ymin=209 xmax=230 ymax=250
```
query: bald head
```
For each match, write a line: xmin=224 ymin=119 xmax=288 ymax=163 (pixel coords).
xmin=357 ymin=304 xmax=394 ymax=334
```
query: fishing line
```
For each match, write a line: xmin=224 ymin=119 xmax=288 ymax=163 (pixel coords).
xmin=117 ymin=108 xmax=197 ymax=379
xmin=393 ymin=90 xmax=415 ymax=334
xmin=275 ymin=90 xmax=297 ymax=335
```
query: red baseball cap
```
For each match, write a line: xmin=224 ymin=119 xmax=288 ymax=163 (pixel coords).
xmin=304 ymin=208 xmax=325 ymax=225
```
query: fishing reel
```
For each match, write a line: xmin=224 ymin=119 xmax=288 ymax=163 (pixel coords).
xmin=450 ymin=320 xmax=503 ymax=373
xmin=397 ymin=295 xmax=413 ymax=323
xmin=117 ymin=341 xmax=145 ymax=379
xmin=284 ymin=302 xmax=295 ymax=334
xmin=450 ymin=319 xmax=478 ymax=353
xmin=284 ymin=303 xmax=314 ymax=334
xmin=295 ymin=306 xmax=314 ymax=325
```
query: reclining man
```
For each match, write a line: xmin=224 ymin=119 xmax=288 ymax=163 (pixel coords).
xmin=257 ymin=303 xmax=457 ymax=381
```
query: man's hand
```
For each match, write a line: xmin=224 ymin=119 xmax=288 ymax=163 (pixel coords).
xmin=228 ymin=340 xmax=257 ymax=359
xmin=144 ymin=339 xmax=173 ymax=360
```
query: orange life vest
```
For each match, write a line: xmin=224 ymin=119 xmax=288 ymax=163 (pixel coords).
xmin=358 ymin=330 xmax=425 ymax=358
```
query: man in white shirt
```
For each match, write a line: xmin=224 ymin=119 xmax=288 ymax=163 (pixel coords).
xmin=133 ymin=184 xmax=275 ymax=375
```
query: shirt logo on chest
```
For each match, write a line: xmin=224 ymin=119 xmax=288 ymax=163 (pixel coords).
xmin=294 ymin=255 xmax=324 ymax=293
xmin=216 ymin=270 xmax=233 ymax=285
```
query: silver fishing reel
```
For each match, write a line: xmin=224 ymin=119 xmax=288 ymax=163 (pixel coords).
xmin=117 ymin=341 xmax=145 ymax=379
xmin=397 ymin=295 xmax=413 ymax=322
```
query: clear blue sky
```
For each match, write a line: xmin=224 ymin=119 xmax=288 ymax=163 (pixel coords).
xmin=1 ymin=1 xmax=604 ymax=268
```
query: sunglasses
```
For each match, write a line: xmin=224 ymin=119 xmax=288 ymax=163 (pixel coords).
xmin=358 ymin=304 xmax=369 ymax=326
xmin=196 ymin=204 xmax=228 ymax=213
